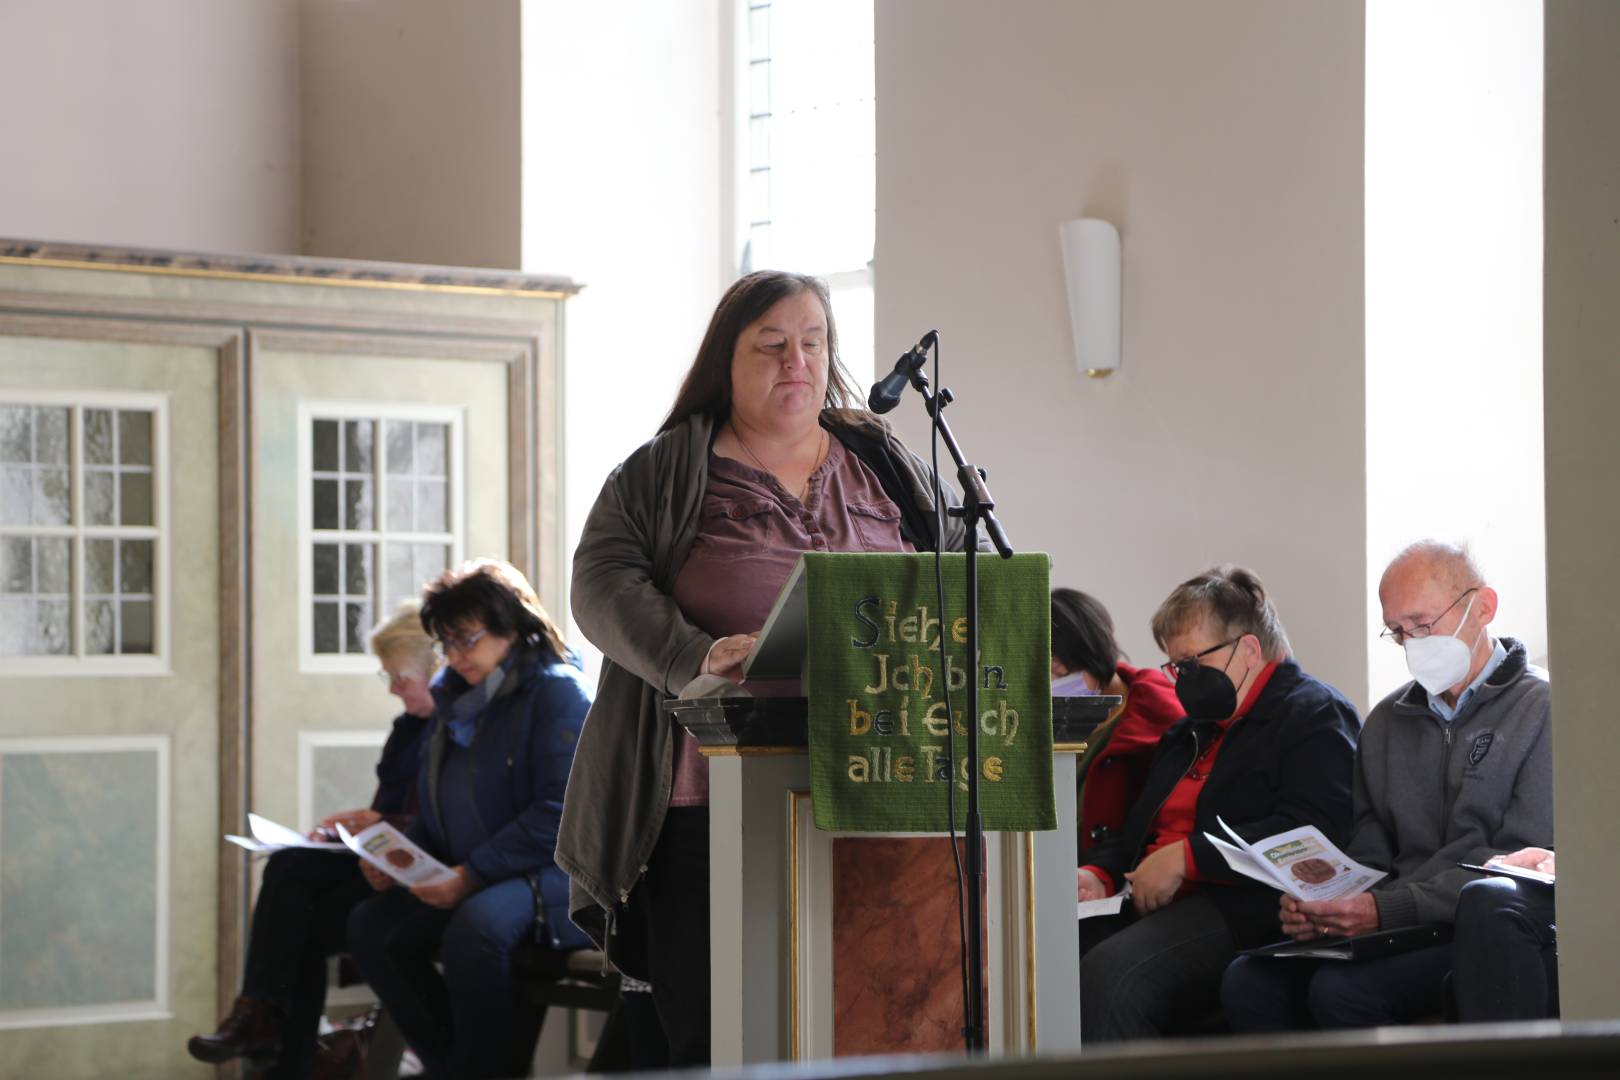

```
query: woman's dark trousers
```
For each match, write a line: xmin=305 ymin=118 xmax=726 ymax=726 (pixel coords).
xmin=240 ymin=848 xmax=373 ymax=1079
xmin=347 ymin=876 xmax=538 ymax=1079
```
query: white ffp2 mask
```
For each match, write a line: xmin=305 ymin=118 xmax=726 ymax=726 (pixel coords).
xmin=1403 ymin=592 xmax=1481 ymax=695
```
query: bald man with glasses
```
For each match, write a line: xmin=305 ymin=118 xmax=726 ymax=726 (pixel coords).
xmin=1220 ymin=540 xmax=1553 ymax=1032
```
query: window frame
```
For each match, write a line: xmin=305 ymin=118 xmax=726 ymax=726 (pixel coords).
xmin=296 ymin=401 xmax=466 ymax=675
xmin=0 ymin=389 xmax=171 ymax=677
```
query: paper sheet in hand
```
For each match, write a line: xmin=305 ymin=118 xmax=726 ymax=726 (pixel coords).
xmin=337 ymin=821 xmax=456 ymax=887
xmin=1204 ymin=816 xmax=1384 ymax=901
xmin=225 ymin=812 xmax=347 ymax=853
xmin=1077 ymin=883 xmax=1131 ymax=920
xmin=1460 ymin=862 xmax=1556 ymax=887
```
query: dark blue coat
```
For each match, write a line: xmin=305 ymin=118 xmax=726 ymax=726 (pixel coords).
xmin=409 ymin=644 xmax=592 ymax=950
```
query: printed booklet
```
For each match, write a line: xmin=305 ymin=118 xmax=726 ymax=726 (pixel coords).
xmin=1203 ymin=816 xmax=1385 ymax=902
xmin=337 ymin=820 xmax=456 ymax=887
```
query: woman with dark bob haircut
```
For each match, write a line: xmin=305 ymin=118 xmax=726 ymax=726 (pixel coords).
xmin=346 ymin=559 xmax=591 ymax=1079
xmin=556 ymin=270 xmax=981 ymax=1065
xmin=1050 ymin=587 xmax=1183 ymax=856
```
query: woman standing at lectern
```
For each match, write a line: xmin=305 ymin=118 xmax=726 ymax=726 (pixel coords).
xmin=555 ymin=270 xmax=978 ymax=1065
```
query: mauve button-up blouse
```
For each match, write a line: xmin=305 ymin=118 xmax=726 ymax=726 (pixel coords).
xmin=668 ymin=438 xmax=914 ymax=805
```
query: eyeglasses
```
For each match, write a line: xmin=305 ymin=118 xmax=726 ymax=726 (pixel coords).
xmin=1160 ymin=637 xmax=1241 ymax=682
xmin=432 ymin=628 xmax=488 ymax=659
xmin=1379 ymin=588 xmax=1478 ymax=646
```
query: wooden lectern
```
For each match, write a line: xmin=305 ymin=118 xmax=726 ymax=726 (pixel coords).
xmin=667 ymin=695 xmax=1112 ymax=1065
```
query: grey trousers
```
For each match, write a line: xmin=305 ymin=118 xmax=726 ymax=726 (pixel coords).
xmin=1079 ymin=895 xmax=1236 ymax=1043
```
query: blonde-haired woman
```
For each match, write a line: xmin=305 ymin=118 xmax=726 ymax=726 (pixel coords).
xmin=188 ymin=602 xmax=440 ymax=1077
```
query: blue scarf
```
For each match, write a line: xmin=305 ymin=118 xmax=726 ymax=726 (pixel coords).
xmin=446 ymin=661 xmax=509 ymax=749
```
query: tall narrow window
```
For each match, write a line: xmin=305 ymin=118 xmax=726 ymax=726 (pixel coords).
xmin=0 ymin=395 xmax=167 ymax=672
xmin=301 ymin=406 xmax=462 ymax=669
xmin=738 ymin=0 xmax=876 ymax=383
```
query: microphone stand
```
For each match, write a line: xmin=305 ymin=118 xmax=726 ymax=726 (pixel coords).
xmin=903 ymin=359 xmax=1013 ymax=1056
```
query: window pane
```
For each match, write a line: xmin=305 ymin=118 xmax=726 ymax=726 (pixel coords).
xmin=750 ymin=59 xmax=771 ymax=116
xmin=37 ymin=538 xmax=70 ymax=596
xmin=0 ymin=597 xmax=25 ymax=654
xmin=343 ymin=420 xmax=373 ymax=473
xmin=313 ymin=601 xmax=340 ymax=653
xmin=749 ymin=116 xmax=771 ymax=170
xmin=120 ymin=540 xmax=154 ymax=596
xmin=416 ymin=480 xmax=447 ymax=533
xmin=34 ymin=467 xmax=69 ymax=526
xmin=416 ymin=424 xmax=447 ymax=477
xmin=749 ymin=169 xmax=771 ymax=224
xmin=0 ymin=406 xmax=30 ymax=463
xmin=385 ymin=421 xmax=413 ymax=475
xmin=85 ymin=470 xmax=115 ymax=525
xmin=749 ymin=5 xmax=771 ymax=62
xmin=343 ymin=479 xmax=372 ymax=531
xmin=120 ymin=600 xmax=153 ymax=654
xmin=117 ymin=411 xmax=151 ymax=467
xmin=84 ymin=409 xmax=114 ymax=465
xmin=1 ymin=536 xmax=30 ymax=592
xmin=86 ymin=598 xmax=116 ymax=654
xmin=0 ymin=467 xmax=29 ymax=525
xmin=344 ymin=602 xmax=370 ymax=654
xmin=36 ymin=598 xmax=70 ymax=654
xmin=385 ymin=544 xmax=414 ymax=612
xmin=313 ymin=420 xmax=340 ymax=472
xmin=312 ymin=543 xmax=339 ymax=595
xmin=343 ymin=542 xmax=371 ymax=596
xmin=412 ymin=544 xmax=449 ymax=598
xmin=312 ymin=479 xmax=339 ymax=531
xmin=86 ymin=539 xmax=115 ymax=595
xmin=119 ymin=472 xmax=153 ymax=527
xmin=36 ymin=408 xmax=69 ymax=465
xmin=386 ymin=477 xmax=413 ymax=532
xmin=748 ymin=223 xmax=773 ymax=270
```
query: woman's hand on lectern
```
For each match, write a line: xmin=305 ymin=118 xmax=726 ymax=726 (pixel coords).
xmin=702 ymin=633 xmax=759 ymax=683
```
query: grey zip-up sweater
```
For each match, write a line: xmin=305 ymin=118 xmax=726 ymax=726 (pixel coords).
xmin=1350 ymin=637 xmax=1552 ymax=929
xmin=556 ymin=409 xmax=977 ymax=966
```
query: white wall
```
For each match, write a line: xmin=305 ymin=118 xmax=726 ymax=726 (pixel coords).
xmin=1364 ymin=0 xmax=1545 ymax=703
xmin=875 ymin=0 xmax=1369 ymax=704
xmin=0 ymin=0 xmax=299 ymax=254
xmin=1543 ymin=0 xmax=1620 ymax=1023
xmin=299 ymin=0 xmax=522 ymax=268
xmin=521 ymin=0 xmax=725 ymax=676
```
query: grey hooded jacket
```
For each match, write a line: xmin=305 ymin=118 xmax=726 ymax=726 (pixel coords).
xmin=1350 ymin=637 xmax=1552 ymax=929
xmin=555 ymin=409 xmax=977 ymax=962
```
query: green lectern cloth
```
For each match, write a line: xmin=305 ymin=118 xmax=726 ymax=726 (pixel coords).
xmin=804 ymin=552 xmax=1055 ymax=832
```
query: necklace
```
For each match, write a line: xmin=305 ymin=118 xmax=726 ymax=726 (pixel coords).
xmin=730 ymin=423 xmax=827 ymax=501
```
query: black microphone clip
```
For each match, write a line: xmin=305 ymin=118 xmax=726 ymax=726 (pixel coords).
xmin=868 ymin=330 xmax=938 ymax=414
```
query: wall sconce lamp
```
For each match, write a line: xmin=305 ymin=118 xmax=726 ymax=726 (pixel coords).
xmin=1058 ymin=218 xmax=1121 ymax=378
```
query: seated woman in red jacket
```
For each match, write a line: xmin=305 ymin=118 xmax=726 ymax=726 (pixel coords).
xmin=1051 ymin=588 xmax=1183 ymax=856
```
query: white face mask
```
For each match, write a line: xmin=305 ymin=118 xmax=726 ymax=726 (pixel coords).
xmin=1402 ymin=592 xmax=1482 ymax=695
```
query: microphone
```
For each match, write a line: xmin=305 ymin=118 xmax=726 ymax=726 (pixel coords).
xmin=867 ymin=330 xmax=938 ymax=414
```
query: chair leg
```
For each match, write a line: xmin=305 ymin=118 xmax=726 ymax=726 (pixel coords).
xmin=366 ymin=1009 xmax=407 ymax=1080
xmin=510 ymin=1001 xmax=548 ymax=1078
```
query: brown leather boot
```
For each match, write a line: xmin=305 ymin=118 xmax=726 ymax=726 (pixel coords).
xmin=186 ymin=995 xmax=282 ymax=1069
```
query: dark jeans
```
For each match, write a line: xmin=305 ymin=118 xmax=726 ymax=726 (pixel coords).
xmin=1078 ymin=895 xmax=1237 ymax=1043
xmin=347 ymin=877 xmax=538 ymax=1079
xmin=635 ymin=806 xmax=711 ymax=1067
xmin=1452 ymin=876 xmax=1559 ymax=1021
xmin=240 ymin=848 xmax=373 ymax=1080
xmin=1222 ymin=943 xmax=1453 ymax=1032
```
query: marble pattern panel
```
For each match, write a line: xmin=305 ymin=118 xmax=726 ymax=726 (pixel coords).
xmin=831 ymin=836 xmax=984 ymax=1056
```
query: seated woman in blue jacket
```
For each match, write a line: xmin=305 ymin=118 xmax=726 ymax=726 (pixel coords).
xmin=347 ymin=559 xmax=591 ymax=1079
